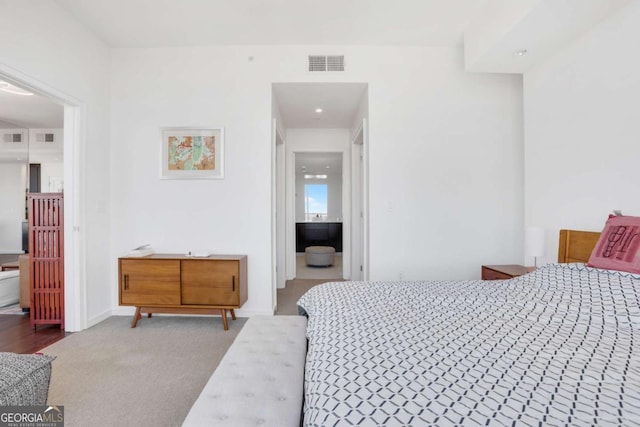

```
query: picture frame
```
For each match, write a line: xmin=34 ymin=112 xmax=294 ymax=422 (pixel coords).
xmin=160 ymin=127 xmax=224 ymax=179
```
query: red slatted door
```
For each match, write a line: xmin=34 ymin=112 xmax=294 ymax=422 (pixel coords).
xmin=29 ymin=193 xmax=64 ymax=330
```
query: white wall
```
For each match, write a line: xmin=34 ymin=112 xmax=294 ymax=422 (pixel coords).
xmin=271 ymin=89 xmax=287 ymax=138
xmin=24 ymin=128 xmax=64 ymax=192
xmin=0 ymin=163 xmax=26 ymax=252
xmin=0 ymin=129 xmax=28 ymax=161
xmin=350 ymin=89 xmax=369 ymax=140
xmin=0 ymin=1 xmax=112 ymax=329
xmin=110 ymin=46 xmax=522 ymax=314
xmin=523 ymin=1 xmax=640 ymax=265
xmin=0 ymin=120 xmax=18 ymax=129
xmin=287 ymin=128 xmax=351 ymax=152
xmin=28 ymin=128 xmax=63 ymax=158
xmin=40 ymin=162 xmax=64 ymax=192
xmin=366 ymin=49 xmax=523 ymax=280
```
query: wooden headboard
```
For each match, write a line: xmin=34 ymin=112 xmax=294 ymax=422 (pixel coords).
xmin=558 ymin=229 xmax=601 ymax=263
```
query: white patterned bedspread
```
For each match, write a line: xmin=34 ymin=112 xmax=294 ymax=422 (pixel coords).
xmin=297 ymin=263 xmax=640 ymax=426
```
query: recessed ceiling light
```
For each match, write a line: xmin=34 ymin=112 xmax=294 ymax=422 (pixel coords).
xmin=315 ymin=108 xmax=323 ymax=113
xmin=304 ymin=174 xmax=327 ymax=179
xmin=0 ymin=81 xmax=34 ymax=96
xmin=513 ymin=49 xmax=528 ymax=57
xmin=325 ymin=165 xmax=330 ymax=169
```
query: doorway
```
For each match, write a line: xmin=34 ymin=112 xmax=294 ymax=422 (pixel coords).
xmin=271 ymin=82 xmax=369 ymax=312
xmin=0 ymin=68 xmax=84 ymax=332
xmin=294 ymin=152 xmax=343 ymax=280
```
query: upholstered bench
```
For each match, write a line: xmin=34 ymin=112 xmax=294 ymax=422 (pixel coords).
xmin=182 ymin=315 xmax=307 ymax=427
xmin=305 ymin=246 xmax=335 ymax=267
xmin=0 ymin=352 xmax=56 ymax=405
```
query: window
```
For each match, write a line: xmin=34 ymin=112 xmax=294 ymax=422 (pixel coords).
xmin=304 ymin=184 xmax=327 ymax=221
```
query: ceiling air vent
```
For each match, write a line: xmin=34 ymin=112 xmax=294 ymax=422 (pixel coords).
xmin=2 ymin=133 xmax=22 ymax=143
xmin=35 ymin=132 xmax=55 ymax=143
xmin=308 ymin=55 xmax=345 ymax=72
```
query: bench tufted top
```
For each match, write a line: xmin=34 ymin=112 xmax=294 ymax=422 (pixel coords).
xmin=182 ymin=315 xmax=307 ymax=427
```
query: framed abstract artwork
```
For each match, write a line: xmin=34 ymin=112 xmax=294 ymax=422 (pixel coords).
xmin=161 ymin=127 xmax=224 ymax=179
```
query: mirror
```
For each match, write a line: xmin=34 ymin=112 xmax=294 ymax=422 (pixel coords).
xmin=0 ymin=131 xmax=28 ymax=258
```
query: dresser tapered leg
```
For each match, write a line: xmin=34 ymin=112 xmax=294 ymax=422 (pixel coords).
xmin=221 ymin=309 xmax=229 ymax=330
xmin=131 ymin=307 xmax=142 ymax=328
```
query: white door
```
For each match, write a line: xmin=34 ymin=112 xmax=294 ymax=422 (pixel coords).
xmin=275 ymin=131 xmax=286 ymax=289
xmin=351 ymin=122 xmax=365 ymax=280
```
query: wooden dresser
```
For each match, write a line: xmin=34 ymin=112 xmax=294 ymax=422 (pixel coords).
xmin=118 ymin=254 xmax=247 ymax=330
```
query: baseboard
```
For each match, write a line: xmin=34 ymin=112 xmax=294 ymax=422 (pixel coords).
xmin=87 ymin=308 xmax=112 ymax=328
xmin=110 ymin=306 xmax=137 ymax=316
xmin=235 ymin=308 xmax=273 ymax=317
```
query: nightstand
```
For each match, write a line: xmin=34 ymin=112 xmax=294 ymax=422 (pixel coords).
xmin=481 ymin=265 xmax=534 ymax=280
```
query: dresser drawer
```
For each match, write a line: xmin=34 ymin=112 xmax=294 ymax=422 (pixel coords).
xmin=482 ymin=268 xmax=513 ymax=280
xmin=120 ymin=259 xmax=181 ymax=305
xmin=181 ymin=259 xmax=240 ymax=306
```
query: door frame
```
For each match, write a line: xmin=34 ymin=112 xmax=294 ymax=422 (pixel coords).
xmin=271 ymin=119 xmax=286 ymax=314
xmin=350 ymin=119 xmax=369 ymax=280
xmin=0 ymin=65 xmax=87 ymax=331
xmin=350 ymin=121 xmax=364 ymax=280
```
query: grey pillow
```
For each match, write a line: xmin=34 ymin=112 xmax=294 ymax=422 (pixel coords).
xmin=0 ymin=352 xmax=56 ymax=405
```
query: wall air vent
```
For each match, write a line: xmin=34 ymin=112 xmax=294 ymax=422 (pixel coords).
xmin=2 ymin=133 xmax=22 ymax=143
xmin=308 ymin=55 xmax=345 ymax=72
xmin=35 ymin=133 xmax=55 ymax=143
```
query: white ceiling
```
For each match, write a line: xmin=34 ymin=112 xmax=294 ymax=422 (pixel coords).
xmin=464 ymin=0 xmax=631 ymax=73
xmin=296 ymin=152 xmax=343 ymax=177
xmin=4 ymin=1 xmax=625 ymax=131
xmin=55 ymin=0 xmax=490 ymax=47
xmin=0 ymin=87 xmax=64 ymax=129
xmin=273 ymin=83 xmax=367 ymax=128
xmin=10 ymin=0 xmax=490 ymax=131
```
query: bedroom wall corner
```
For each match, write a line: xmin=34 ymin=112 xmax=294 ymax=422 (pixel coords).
xmin=523 ymin=0 xmax=640 ymax=265
xmin=367 ymin=49 xmax=524 ymax=281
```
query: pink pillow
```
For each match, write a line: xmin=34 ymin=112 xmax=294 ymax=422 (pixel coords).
xmin=587 ymin=214 xmax=640 ymax=273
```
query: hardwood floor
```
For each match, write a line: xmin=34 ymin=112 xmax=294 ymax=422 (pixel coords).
xmin=0 ymin=313 xmax=68 ymax=354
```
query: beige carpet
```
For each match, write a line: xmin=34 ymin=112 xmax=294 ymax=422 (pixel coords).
xmin=38 ymin=279 xmax=335 ymax=425
xmin=41 ymin=315 xmax=246 ymax=427
xmin=276 ymin=278 xmax=342 ymax=315
xmin=295 ymin=254 xmax=343 ymax=280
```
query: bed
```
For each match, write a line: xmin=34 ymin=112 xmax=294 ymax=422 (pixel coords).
xmin=297 ymin=229 xmax=640 ymax=426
